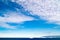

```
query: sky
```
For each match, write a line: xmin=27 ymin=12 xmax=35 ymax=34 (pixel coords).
xmin=0 ymin=0 xmax=60 ymax=38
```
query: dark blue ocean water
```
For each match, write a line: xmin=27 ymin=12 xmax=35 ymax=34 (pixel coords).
xmin=0 ymin=38 xmax=60 ymax=40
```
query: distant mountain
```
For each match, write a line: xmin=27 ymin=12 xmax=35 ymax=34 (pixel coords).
xmin=42 ymin=35 xmax=60 ymax=38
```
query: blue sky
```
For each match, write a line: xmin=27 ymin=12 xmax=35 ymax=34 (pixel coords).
xmin=0 ymin=0 xmax=60 ymax=38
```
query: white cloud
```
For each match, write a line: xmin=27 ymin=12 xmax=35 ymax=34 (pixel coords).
xmin=14 ymin=0 xmax=60 ymax=25
xmin=0 ymin=11 xmax=34 ymax=29
xmin=0 ymin=22 xmax=16 ymax=29
xmin=0 ymin=12 xmax=34 ymax=23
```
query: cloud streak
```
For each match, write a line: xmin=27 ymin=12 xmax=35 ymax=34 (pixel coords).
xmin=0 ymin=11 xmax=34 ymax=29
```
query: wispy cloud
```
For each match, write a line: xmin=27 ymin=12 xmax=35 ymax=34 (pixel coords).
xmin=0 ymin=12 xmax=34 ymax=23
xmin=14 ymin=0 xmax=60 ymax=25
xmin=0 ymin=11 xmax=34 ymax=29
xmin=0 ymin=22 xmax=16 ymax=29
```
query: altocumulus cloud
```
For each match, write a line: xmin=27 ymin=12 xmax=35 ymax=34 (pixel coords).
xmin=13 ymin=0 xmax=60 ymax=25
